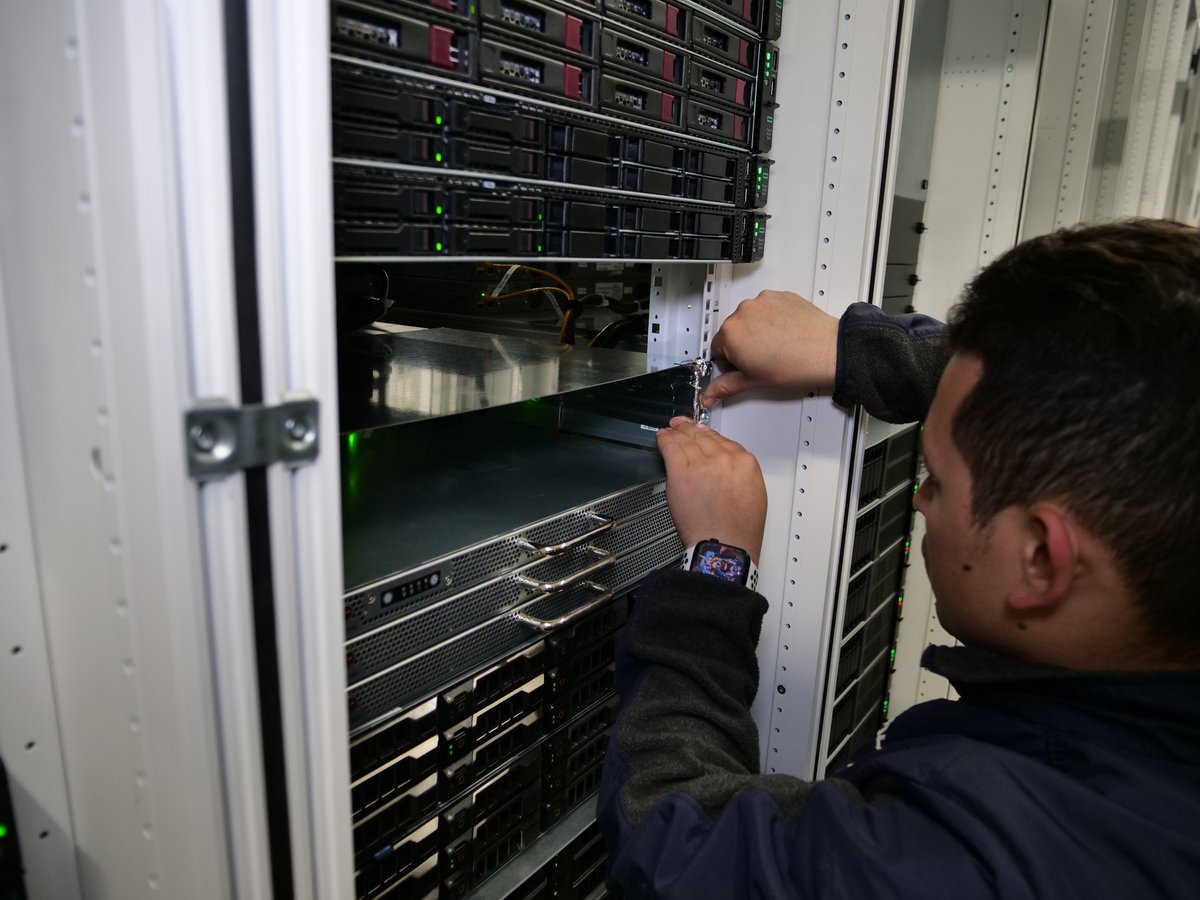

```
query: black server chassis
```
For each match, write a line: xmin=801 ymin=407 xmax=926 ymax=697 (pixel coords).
xmin=350 ymin=596 xmax=634 ymax=899
xmin=331 ymin=60 xmax=769 ymax=260
xmin=343 ymin=480 xmax=682 ymax=898
xmin=330 ymin=0 xmax=778 ymax=261
xmin=331 ymin=0 xmax=778 ymax=147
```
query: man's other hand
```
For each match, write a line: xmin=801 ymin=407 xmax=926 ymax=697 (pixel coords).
xmin=656 ymin=417 xmax=767 ymax=565
xmin=702 ymin=290 xmax=839 ymax=408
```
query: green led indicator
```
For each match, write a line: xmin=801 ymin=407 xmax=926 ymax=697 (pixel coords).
xmin=537 ymin=213 xmax=544 ymax=221
xmin=435 ymin=241 xmax=444 ymax=251
xmin=766 ymin=51 xmax=772 ymax=60
xmin=0 ymin=824 xmax=7 ymax=839
xmin=435 ymin=205 xmax=444 ymax=215
xmin=435 ymin=114 xmax=444 ymax=125
xmin=890 ymin=648 xmax=896 ymax=664
xmin=346 ymin=432 xmax=358 ymax=452
xmin=434 ymin=152 xmax=443 ymax=162
xmin=537 ymin=244 xmax=543 ymax=252
xmin=757 ymin=166 xmax=764 ymax=174
xmin=883 ymin=699 xmax=890 ymax=715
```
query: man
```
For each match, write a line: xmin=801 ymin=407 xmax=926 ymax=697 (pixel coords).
xmin=597 ymin=220 xmax=1200 ymax=898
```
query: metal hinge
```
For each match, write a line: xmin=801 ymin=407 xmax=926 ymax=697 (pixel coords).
xmin=185 ymin=397 xmax=319 ymax=480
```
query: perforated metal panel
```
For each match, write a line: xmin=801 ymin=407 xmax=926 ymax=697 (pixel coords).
xmin=347 ymin=536 xmax=684 ymax=733
xmin=343 ymin=479 xmax=669 ymax=638
xmin=345 ymin=504 xmax=676 ymax=683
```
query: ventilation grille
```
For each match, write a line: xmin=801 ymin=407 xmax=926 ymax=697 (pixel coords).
xmin=348 ymin=536 xmax=683 ymax=732
xmin=346 ymin=504 xmax=676 ymax=683
xmin=344 ymin=479 xmax=668 ymax=638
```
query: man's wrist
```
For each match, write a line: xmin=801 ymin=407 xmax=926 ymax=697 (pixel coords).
xmin=682 ymin=539 xmax=760 ymax=592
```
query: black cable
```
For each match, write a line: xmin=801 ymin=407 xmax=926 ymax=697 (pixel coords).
xmin=588 ymin=315 xmax=648 ymax=348
xmin=559 ymin=298 xmax=585 ymax=345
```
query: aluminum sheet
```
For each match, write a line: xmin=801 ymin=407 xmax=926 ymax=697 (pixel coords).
xmin=338 ymin=327 xmax=691 ymax=431
xmin=341 ymin=414 xmax=667 ymax=590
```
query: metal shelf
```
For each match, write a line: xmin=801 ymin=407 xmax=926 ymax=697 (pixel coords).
xmin=338 ymin=327 xmax=698 ymax=433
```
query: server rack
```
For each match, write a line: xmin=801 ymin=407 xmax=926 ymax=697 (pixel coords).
xmin=325 ymin=0 xmax=792 ymax=894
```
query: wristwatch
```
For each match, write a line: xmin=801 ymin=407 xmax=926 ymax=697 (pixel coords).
xmin=683 ymin=538 xmax=759 ymax=591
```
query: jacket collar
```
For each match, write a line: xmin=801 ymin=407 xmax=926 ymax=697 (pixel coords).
xmin=920 ymin=644 xmax=1200 ymax=761
xmin=922 ymin=643 xmax=1200 ymax=688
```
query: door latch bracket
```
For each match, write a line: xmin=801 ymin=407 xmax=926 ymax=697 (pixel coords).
xmin=185 ymin=398 xmax=319 ymax=480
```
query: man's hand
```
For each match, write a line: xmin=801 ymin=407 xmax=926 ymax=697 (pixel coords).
xmin=702 ymin=290 xmax=840 ymax=408
xmin=656 ymin=417 xmax=767 ymax=564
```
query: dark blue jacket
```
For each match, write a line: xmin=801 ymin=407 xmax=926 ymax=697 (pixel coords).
xmin=597 ymin=303 xmax=1200 ymax=898
xmin=598 ymin=572 xmax=1200 ymax=899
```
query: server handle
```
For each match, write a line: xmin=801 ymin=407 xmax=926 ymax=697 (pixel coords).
xmin=512 ymin=582 xmax=615 ymax=632
xmin=514 ymin=514 xmax=614 ymax=556
xmin=512 ymin=547 xmax=614 ymax=593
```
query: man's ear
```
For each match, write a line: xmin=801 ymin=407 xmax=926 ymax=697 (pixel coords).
xmin=1007 ymin=505 xmax=1077 ymax=612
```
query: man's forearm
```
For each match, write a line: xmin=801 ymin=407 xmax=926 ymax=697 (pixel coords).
xmin=597 ymin=569 xmax=814 ymax=897
xmin=603 ymin=569 xmax=768 ymax=821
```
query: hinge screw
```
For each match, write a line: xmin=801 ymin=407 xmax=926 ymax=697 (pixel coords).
xmin=189 ymin=424 xmax=216 ymax=453
xmin=284 ymin=416 xmax=313 ymax=444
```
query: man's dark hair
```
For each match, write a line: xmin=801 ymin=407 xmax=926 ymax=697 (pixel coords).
xmin=946 ymin=219 xmax=1200 ymax=663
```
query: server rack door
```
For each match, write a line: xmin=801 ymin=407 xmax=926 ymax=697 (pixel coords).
xmin=0 ymin=230 xmax=84 ymax=900
xmin=240 ymin=2 xmax=355 ymax=897
xmin=0 ymin=1 xmax=251 ymax=898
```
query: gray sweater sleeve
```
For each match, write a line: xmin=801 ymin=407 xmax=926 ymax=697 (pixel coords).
xmin=832 ymin=302 xmax=948 ymax=423
xmin=605 ymin=569 xmax=813 ymax=824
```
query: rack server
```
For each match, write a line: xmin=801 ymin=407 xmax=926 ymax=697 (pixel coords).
xmin=350 ymin=596 xmax=627 ymax=898
xmin=330 ymin=0 xmax=780 ymax=262
xmin=823 ymin=425 xmax=919 ymax=774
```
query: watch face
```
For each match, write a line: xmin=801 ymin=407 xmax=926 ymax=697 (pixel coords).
xmin=691 ymin=541 xmax=750 ymax=584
